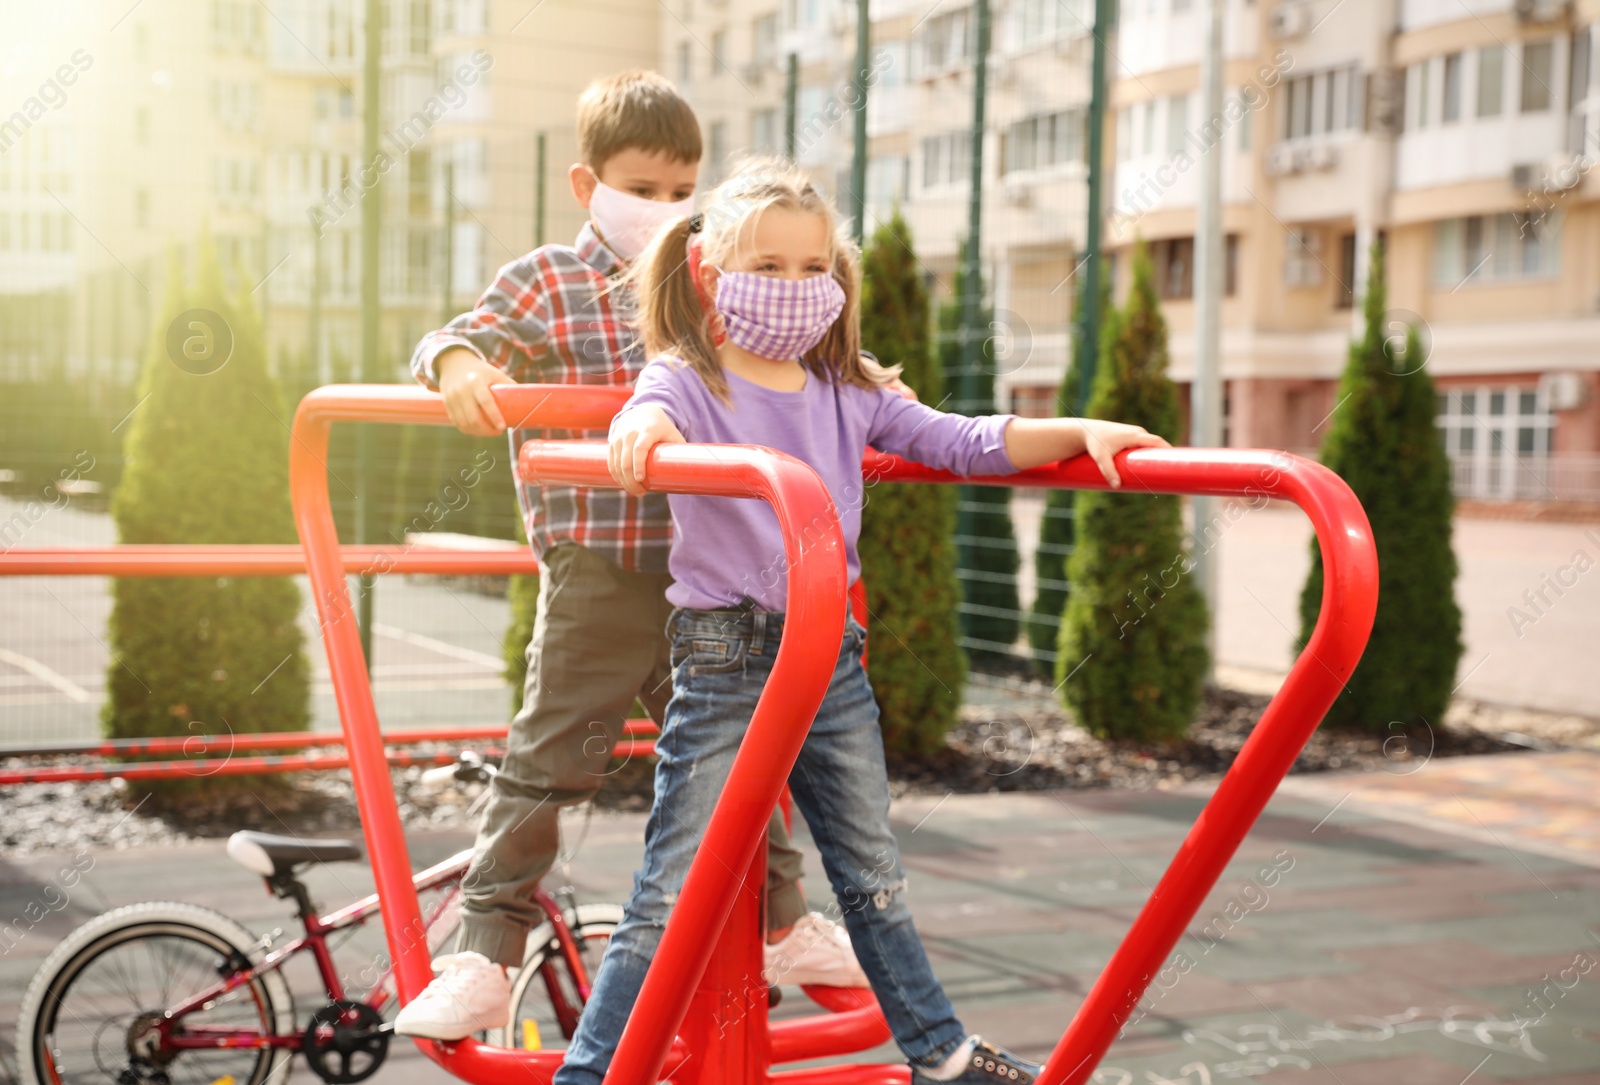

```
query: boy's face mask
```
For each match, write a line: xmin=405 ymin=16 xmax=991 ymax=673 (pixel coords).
xmin=712 ymin=269 xmax=846 ymax=361
xmin=587 ymin=179 xmax=693 ymax=262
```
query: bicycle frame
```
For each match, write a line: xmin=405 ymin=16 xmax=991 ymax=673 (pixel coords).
xmin=145 ymin=845 xmax=600 ymax=1052
xmin=288 ymin=384 xmax=1378 ymax=1085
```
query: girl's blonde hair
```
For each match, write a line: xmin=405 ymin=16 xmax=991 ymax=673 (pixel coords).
xmin=628 ymin=156 xmax=897 ymax=402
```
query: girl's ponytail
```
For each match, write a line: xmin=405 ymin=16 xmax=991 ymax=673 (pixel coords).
xmin=629 ymin=214 xmax=724 ymax=395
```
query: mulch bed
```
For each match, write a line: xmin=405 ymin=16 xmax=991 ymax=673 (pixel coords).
xmin=0 ymin=686 xmax=1591 ymax=856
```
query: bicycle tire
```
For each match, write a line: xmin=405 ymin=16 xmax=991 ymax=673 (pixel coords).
xmin=492 ymin=901 xmax=625 ymax=1050
xmin=17 ymin=900 xmax=296 ymax=1085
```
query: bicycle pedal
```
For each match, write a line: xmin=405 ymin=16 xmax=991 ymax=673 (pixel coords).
xmin=767 ymin=983 xmax=782 ymax=1008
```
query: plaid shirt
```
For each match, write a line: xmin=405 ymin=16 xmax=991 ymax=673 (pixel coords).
xmin=410 ymin=223 xmax=671 ymax=573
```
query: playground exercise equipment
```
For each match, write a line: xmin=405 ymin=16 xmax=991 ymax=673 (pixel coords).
xmin=283 ymin=384 xmax=1376 ymax=1085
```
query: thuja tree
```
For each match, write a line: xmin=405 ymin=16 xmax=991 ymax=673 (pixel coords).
xmin=857 ymin=212 xmax=966 ymax=756
xmin=1058 ymin=244 xmax=1209 ymax=741
xmin=1296 ymin=243 xmax=1461 ymax=729
xmin=106 ymin=239 xmax=311 ymax=803
xmin=1025 ymin=274 xmax=1110 ymax=673
xmin=938 ymin=239 xmax=1020 ymax=663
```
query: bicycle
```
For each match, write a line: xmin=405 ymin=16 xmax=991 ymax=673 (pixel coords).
xmin=16 ymin=750 xmax=624 ymax=1085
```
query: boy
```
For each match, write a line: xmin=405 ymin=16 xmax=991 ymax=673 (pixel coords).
xmin=394 ymin=71 xmax=865 ymax=1041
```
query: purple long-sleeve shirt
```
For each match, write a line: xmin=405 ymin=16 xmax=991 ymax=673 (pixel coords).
xmin=619 ymin=357 xmax=1018 ymax=611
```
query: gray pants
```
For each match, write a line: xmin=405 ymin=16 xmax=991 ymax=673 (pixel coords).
xmin=456 ymin=542 xmax=809 ymax=967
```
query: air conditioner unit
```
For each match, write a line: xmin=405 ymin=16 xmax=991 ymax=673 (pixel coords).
xmin=1510 ymin=162 xmax=1539 ymax=189
xmin=1306 ymin=143 xmax=1339 ymax=170
xmin=1540 ymin=372 xmax=1587 ymax=410
xmin=1514 ymin=0 xmax=1570 ymax=22
xmin=741 ymin=62 xmax=765 ymax=85
xmin=1265 ymin=143 xmax=1298 ymax=176
xmin=1269 ymin=2 xmax=1311 ymax=38
xmin=1002 ymin=178 xmax=1033 ymax=207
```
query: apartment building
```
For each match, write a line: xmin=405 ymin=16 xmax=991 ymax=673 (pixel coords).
xmin=669 ymin=0 xmax=1599 ymax=502
xmin=1107 ymin=0 xmax=1599 ymax=499
xmin=0 ymin=0 xmax=660 ymax=390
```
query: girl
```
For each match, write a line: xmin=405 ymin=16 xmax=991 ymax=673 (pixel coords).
xmin=555 ymin=161 xmax=1166 ymax=1085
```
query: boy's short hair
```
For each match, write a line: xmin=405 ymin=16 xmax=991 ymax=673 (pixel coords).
xmin=577 ymin=70 xmax=702 ymax=173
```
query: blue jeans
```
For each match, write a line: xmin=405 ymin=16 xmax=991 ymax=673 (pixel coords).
xmin=553 ymin=608 xmax=968 ymax=1085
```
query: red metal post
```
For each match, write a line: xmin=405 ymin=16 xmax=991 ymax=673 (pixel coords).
xmin=288 ymin=385 xmax=632 ymax=1013
xmin=517 ymin=438 xmax=850 ymax=1085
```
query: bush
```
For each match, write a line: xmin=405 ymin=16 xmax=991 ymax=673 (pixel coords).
xmin=1025 ymin=276 xmax=1109 ymax=673
xmin=1296 ymin=243 xmax=1462 ymax=729
xmin=938 ymin=240 xmax=1020 ymax=663
xmin=105 ymin=240 xmax=311 ymax=803
xmin=857 ymin=212 xmax=967 ymax=756
xmin=1057 ymin=244 xmax=1209 ymax=741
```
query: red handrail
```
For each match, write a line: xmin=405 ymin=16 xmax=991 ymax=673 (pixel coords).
xmin=0 ymin=545 xmax=540 ymax=577
xmin=863 ymin=448 xmax=1377 ymax=1085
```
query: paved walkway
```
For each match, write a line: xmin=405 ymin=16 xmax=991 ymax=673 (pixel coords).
xmin=4 ymin=748 xmax=1598 ymax=1085
xmin=1213 ymin=507 xmax=1600 ymax=719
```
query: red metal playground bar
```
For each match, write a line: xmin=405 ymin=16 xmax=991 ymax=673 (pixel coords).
xmin=287 ymin=384 xmax=1377 ymax=1085
xmin=0 ymin=384 xmax=663 ymax=782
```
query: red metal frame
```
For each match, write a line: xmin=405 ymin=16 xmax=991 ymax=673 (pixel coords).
xmin=9 ymin=380 xmax=1376 ymax=1085
xmin=863 ymin=448 xmax=1377 ymax=1084
xmin=287 ymin=386 xmax=1375 ymax=1085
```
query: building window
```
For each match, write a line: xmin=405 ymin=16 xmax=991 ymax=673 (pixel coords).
xmin=1521 ymin=40 xmax=1554 ymax=112
xmin=677 ymin=40 xmax=692 ymax=83
xmin=1442 ymin=52 xmax=1462 ymax=123
xmin=1336 ymin=232 xmax=1356 ymax=308
xmin=1478 ymin=46 xmax=1504 ymax=117
xmin=1115 ymin=107 xmax=1132 ymax=162
xmin=753 ymin=108 xmax=780 ymax=153
xmin=916 ymin=8 xmax=973 ymax=76
xmin=409 ymin=0 xmax=431 ymax=55
xmin=708 ymin=120 xmax=728 ymax=179
xmin=710 ymin=29 xmax=726 ymax=77
xmin=1282 ymin=65 xmax=1362 ymax=140
xmin=1015 ymin=0 xmax=1086 ymax=46
xmin=1166 ymin=93 xmax=1188 ymax=155
xmin=135 ymin=189 xmax=150 ymax=228
xmin=1436 ymin=385 xmax=1555 ymax=499
xmin=1433 ymin=212 xmax=1562 ymax=285
xmin=865 ymin=154 xmax=910 ymax=213
xmin=1010 ymin=385 xmax=1058 ymax=418
xmin=753 ymin=13 xmax=779 ymax=67
xmin=1149 ymin=235 xmax=1239 ymax=299
xmin=920 ymin=130 xmax=971 ymax=188
xmin=1408 ymin=59 xmax=1432 ymax=129
xmin=1283 ymin=228 xmax=1323 ymax=288
xmin=1001 ymin=108 xmax=1086 ymax=173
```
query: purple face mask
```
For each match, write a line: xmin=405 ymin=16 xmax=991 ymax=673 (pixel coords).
xmin=713 ymin=270 xmax=847 ymax=361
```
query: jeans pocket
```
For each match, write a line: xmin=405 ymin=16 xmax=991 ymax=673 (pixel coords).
xmin=672 ymin=631 xmax=746 ymax=675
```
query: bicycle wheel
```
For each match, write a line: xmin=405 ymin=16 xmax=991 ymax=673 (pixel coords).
xmin=493 ymin=902 xmax=624 ymax=1051
xmin=18 ymin=901 xmax=295 ymax=1085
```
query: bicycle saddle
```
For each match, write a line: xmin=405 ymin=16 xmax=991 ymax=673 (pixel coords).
xmin=226 ymin=830 xmax=362 ymax=877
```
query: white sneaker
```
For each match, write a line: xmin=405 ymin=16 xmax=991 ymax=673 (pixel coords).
xmin=763 ymin=912 xmax=870 ymax=988
xmin=392 ymin=951 xmax=512 ymax=1040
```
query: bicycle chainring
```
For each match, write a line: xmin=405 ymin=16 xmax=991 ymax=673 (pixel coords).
xmin=301 ymin=1001 xmax=389 ymax=1084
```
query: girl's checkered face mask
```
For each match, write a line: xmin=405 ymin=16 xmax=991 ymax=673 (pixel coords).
xmin=713 ymin=269 xmax=847 ymax=361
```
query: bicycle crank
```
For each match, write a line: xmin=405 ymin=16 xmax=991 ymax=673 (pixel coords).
xmin=301 ymin=1001 xmax=389 ymax=1084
